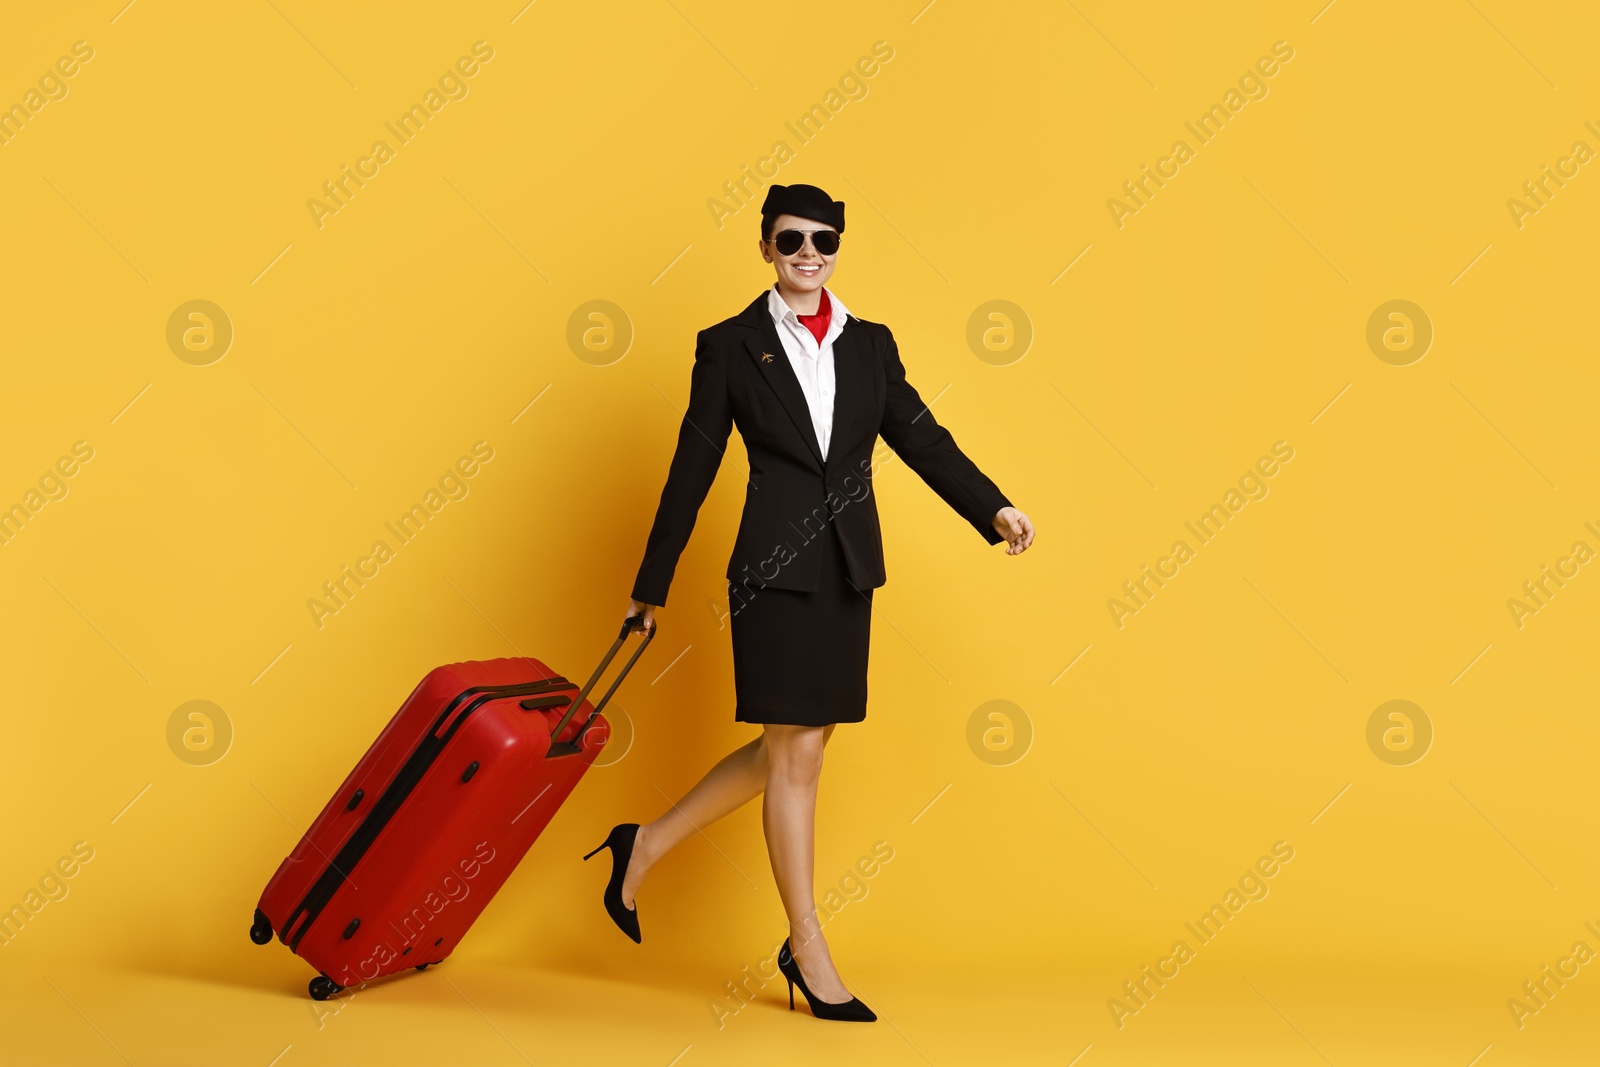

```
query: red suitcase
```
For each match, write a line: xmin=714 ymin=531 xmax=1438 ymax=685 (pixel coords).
xmin=250 ymin=616 xmax=655 ymax=1000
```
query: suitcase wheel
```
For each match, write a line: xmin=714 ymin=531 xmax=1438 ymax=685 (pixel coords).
xmin=249 ymin=909 xmax=273 ymax=946
xmin=415 ymin=963 xmax=430 ymax=971
xmin=308 ymin=976 xmax=344 ymax=1001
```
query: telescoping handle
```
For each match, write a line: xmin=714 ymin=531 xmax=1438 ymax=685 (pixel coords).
xmin=546 ymin=615 xmax=656 ymax=757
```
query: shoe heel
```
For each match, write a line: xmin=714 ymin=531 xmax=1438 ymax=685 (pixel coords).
xmin=582 ymin=841 xmax=607 ymax=861
xmin=786 ymin=976 xmax=795 ymax=1010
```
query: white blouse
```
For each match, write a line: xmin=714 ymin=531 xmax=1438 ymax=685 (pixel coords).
xmin=766 ymin=283 xmax=852 ymax=460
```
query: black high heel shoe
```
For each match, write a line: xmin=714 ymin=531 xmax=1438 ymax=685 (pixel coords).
xmin=582 ymin=823 xmax=642 ymax=943
xmin=777 ymin=937 xmax=876 ymax=1021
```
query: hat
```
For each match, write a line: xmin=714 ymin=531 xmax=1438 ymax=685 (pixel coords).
xmin=760 ymin=183 xmax=845 ymax=233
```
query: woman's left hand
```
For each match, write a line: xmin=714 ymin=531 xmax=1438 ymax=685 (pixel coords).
xmin=992 ymin=507 xmax=1034 ymax=555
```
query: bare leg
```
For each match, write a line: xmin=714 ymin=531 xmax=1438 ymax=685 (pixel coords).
xmin=622 ymin=723 xmax=836 ymax=909
xmin=762 ymin=722 xmax=853 ymax=1004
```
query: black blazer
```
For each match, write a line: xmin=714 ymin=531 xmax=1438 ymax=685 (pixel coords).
xmin=631 ymin=289 xmax=1012 ymax=607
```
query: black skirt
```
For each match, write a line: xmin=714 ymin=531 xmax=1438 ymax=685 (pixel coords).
xmin=729 ymin=518 xmax=872 ymax=726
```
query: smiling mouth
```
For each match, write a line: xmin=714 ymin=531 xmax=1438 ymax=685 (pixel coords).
xmin=793 ymin=264 xmax=822 ymax=275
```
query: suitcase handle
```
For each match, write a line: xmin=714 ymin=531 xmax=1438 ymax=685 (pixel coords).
xmin=546 ymin=615 xmax=656 ymax=757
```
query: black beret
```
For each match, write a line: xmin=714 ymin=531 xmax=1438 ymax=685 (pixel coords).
xmin=760 ymin=183 xmax=845 ymax=233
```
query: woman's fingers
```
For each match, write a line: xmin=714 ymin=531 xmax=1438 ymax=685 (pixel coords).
xmin=1004 ymin=512 xmax=1034 ymax=553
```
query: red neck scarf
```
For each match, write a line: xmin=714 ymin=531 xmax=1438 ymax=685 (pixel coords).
xmin=795 ymin=288 xmax=832 ymax=345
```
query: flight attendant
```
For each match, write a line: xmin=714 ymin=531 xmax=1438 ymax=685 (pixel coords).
xmin=584 ymin=183 xmax=1034 ymax=1021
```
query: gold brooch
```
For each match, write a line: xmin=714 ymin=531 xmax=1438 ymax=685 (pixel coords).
xmin=761 ymin=352 xmax=775 ymax=363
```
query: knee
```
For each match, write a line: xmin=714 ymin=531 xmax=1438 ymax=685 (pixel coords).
xmin=764 ymin=727 xmax=825 ymax=780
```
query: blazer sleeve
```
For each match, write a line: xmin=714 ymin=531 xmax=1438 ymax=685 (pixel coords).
xmin=630 ymin=330 xmax=733 ymax=607
xmin=877 ymin=324 xmax=1012 ymax=545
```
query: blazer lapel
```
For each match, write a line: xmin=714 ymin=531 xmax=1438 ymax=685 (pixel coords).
xmin=824 ymin=316 xmax=868 ymax=478
xmin=740 ymin=293 xmax=825 ymax=473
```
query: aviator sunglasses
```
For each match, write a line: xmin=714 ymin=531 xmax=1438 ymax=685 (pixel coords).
xmin=766 ymin=228 xmax=841 ymax=257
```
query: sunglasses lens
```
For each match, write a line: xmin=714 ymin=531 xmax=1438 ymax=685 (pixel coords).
xmin=772 ymin=230 xmax=840 ymax=256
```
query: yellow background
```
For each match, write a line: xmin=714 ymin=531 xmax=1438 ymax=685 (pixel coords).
xmin=2 ymin=1 xmax=1597 ymax=1064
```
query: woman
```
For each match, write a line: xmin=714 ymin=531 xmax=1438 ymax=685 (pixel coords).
xmin=585 ymin=182 xmax=1034 ymax=1022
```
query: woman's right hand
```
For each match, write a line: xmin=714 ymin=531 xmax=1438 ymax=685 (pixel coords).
xmin=627 ymin=599 xmax=658 ymax=631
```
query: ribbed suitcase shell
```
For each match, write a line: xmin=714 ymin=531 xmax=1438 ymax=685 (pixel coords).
xmin=253 ymin=635 xmax=644 ymax=993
